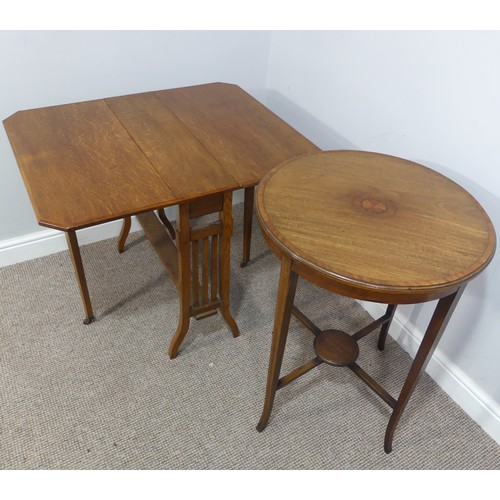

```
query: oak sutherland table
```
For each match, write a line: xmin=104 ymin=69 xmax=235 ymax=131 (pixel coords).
xmin=255 ymin=150 xmax=495 ymax=452
xmin=3 ymin=83 xmax=318 ymax=358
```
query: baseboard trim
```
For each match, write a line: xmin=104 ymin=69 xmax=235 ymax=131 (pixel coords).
xmin=0 ymin=192 xmax=245 ymax=269
xmin=0 ymin=217 xmax=143 ymax=268
xmin=0 ymin=189 xmax=244 ymax=267
xmin=359 ymin=301 xmax=500 ymax=445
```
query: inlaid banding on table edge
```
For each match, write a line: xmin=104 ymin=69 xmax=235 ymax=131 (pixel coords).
xmin=255 ymin=150 xmax=496 ymax=452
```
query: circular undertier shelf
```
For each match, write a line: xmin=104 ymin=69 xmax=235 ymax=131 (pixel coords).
xmin=313 ymin=329 xmax=359 ymax=366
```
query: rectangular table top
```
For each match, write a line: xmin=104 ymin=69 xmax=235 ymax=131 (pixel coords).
xmin=3 ymin=82 xmax=319 ymax=231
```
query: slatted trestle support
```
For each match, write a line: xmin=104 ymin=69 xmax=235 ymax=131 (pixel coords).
xmin=191 ymin=222 xmax=222 ymax=319
xmin=276 ymin=304 xmax=398 ymax=410
xmin=137 ymin=191 xmax=239 ymax=359
xmin=136 ymin=201 xmax=227 ymax=322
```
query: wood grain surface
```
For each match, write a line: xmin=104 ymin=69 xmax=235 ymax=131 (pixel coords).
xmin=4 ymin=83 xmax=319 ymax=231
xmin=106 ymin=92 xmax=238 ymax=202
xmin=3 ymin=100 xmax=176 ymax=230
xmin=256 ymin=150 xmax=496 ymax=302
xmin=155 ymin=83 xmax=320 ymax=186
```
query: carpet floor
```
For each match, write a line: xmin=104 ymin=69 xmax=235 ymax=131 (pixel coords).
xmin=1 ymin=204 xmax=499 ymax=469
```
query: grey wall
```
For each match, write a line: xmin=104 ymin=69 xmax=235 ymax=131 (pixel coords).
xmin=0 ymin=30 xmax=272 ymax=241
xmin=265 ymin=30 xmax=500 ymax=422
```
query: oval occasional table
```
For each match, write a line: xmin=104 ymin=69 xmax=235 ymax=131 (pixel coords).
xmin=255 ymin=150 xmax=496 ymax=453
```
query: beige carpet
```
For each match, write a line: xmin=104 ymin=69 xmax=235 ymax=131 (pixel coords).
xmin=1 ymin=204 xmax=499 ymax=469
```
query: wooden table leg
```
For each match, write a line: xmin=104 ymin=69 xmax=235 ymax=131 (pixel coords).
xmin=240 ymin=186 xmax=254 ymax=267
xmin=65 ymin=230 xmax=95 ymax=324
xmin=220 ymin=191 xmax=240 ymax=337
xmin=257 ymin=254 xmax=298 ymax=432
xmin=117 ymin=216 xmax=132 ymax=253
xmin=168 ymin=203 xmax=192 ymax=359
xmin=140 ymin=193 xmax=239 ymax=358
xmin=118 ymin=210 xmax=175 ymax=255
xmin=157 ymin=207 xmax=176 ymax=240
xmin=384 ymin=286 xmax=466 ymax=453
xmin=378 ymin=304 xmax=397 ymax=351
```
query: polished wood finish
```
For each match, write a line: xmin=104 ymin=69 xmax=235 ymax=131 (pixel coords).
xmin=169 ymin=203 xmax=192 ymax=359
xmin=135 ymin=212 xmax=179 ymax=287
xmin=106 ymin=92 xmax=238 ymax=203
xmin=353 ymin=304 xmax=396 ymax=343
xmin=256 ymin=253 xmax=298 ymax=432
xmin=113 ymin=82 xmax=319 ymax=265
xmin=348 ymin=362 xmax=397 ymax=409
xmin=65 ymin=230 xmax=94 ymax=324
xmin=119 ymin=209 xmax=175 ymax=254
xmin=257 ymin=150 xmax=495 ymax=304
xmin=156 ymin=83 xmax=319 ymax=187
xmin=241 ymin=186 xmax=255 ymax=267
xmin=157 ymin=82 xmax=318 ymax=267
xmin=218 ymin=191 xmax=240 ymax=338
xmin=256 ymin=150 xmax=496 ymax=452
xmin=383 ymin=286 xmax=465 ymax=453
xmin=377 ymin=304 xmax=397 ymax=351
xmin=117 ymin=216 xmax=132 ymax=254
xmin=314 ymin=330 xmax=359 ymax=366
xmin=157 ymin=208 xmax=176 ymax=240
xmin=211 ymin=235 xmax=218 ymax=302
xmin=3 ymin=100 xmax=176 ymax=231
xmin=154 ymin=191 xmax=239 ymax=358
xmin=167 ymin=193 xmax=239 ymax=359
xmin=4 ymin=83 xmax=318 ymax=356
xmin=276 ymin=357 xmax=323 ymax=391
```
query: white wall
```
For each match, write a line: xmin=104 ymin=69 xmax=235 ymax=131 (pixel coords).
xmin=0 ymin=30 xmax=271 ymax=243
xmin=266 ymin=30 xmax=500 ymax=441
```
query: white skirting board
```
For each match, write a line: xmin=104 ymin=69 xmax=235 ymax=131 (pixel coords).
xmin=0 ymin=191 xmax=243 ymax=268
xmin=0 ymin=217 xmax=143 ymax=268
xmin=359 ymin=301 xmax=500 ymax=446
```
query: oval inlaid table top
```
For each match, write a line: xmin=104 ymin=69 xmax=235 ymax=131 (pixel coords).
xmin=256 ymin=150 xmax=496 ymax=303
